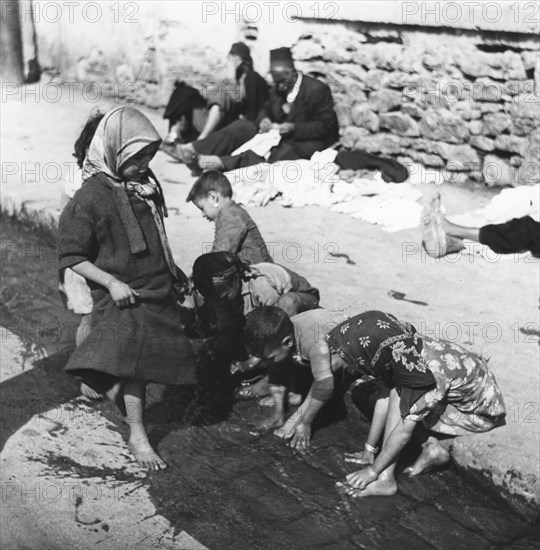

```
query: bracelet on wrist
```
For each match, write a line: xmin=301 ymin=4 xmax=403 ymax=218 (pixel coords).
xmin=364 ymin=443 xmax=379 ymax=454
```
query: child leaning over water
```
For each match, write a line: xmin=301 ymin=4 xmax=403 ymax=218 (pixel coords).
xmin=186 ymin=170 xmax=273 ymax=264
xmin=58 ymin=107 xmax=197 ymax=470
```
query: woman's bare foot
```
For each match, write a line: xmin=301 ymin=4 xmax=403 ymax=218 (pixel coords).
xmin=199 ymin=155 xmax=224 ymax=171
xmin=421 ymin=192 xmax=464 ymax=258
xmin=80 ymin=383 xmax=103 ymax=401
xmin=339 ymin=477 xmax=398 ymax=497
xmin=404 ymin=437 xmax=451 ymax=475
xmin=128 ymin=435 xmax=168 ymax=470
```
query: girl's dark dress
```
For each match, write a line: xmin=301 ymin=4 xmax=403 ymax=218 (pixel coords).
xmin=58 ymin=173 xmax=197 ymax=388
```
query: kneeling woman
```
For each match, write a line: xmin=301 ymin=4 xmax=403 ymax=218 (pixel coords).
xmin=245 ymin=308 xmax=506 ymax=497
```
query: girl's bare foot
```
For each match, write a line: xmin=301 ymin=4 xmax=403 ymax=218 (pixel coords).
xmin=80 ymin=383 xmax=103 ymax=401
xmin=404 ymin=437 xmax=451 ymax=475
xmin=128 ymin=435 xmax=168 ymax=470
xmin=339 ymin=477 xmax=398 ymax=497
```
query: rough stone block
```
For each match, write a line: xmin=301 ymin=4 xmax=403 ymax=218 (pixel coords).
xmin=335 ymin=103 xmax=353 ymax=127
xmin=355 ymin=134 xmax=402 ymax=155
xmin=439 ymin=144 xmax=481 ymax=170
xmin=470 ymin=135 xmax=495 ymax=152
xmin=494 ymin=135 xmax=528 ymax=156
xmin=292 ymin=40 xmax=324 ymax=61
xmin=351 ymin=105 xmax=380 ymax=131
xmin=419 ymin=109 xmax=469 ymax=144
xmin=367 ymin=89 xmax=404 ymax=112
xmin=379 ymin=112 xmax=420 ymax=137
xmin=480 ymin=102 xmax=505 ymax=114
xmin=452 ymin=101 xmax=475 ymax=120
xmin=482 ymin=113 xmax=513 ymax=136
xmin=483 ymin=155 xmax=517 ymax=187
xmin=341 ymin=126 xmax=370 ymax=148
xmin=363 ymin=69 xmax=386 ymax=90
xmin=468 ymin=120 xmax=483 ymax=135
xmin=401 ymin=102 xmax=423 ymax=119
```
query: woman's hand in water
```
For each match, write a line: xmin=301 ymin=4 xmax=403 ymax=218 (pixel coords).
xmin=107 ymin=278 xmax=140 ymax=308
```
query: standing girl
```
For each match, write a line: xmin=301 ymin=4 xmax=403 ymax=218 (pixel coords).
xmin=58 ymin=107 xmax=197 ymax=470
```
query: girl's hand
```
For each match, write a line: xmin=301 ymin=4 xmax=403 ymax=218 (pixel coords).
xmin=345 ymin=466 xmax=378 ymax=490
xmin=107 ymin=278 xmax=140 ymax=308
xmin=344 ymin=449 xmax=375 ymax=466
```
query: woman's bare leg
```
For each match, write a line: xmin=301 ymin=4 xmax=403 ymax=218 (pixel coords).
xmin=123 ymin=379 xmax=167 ymax=470
xmin=443 ymin=219 xmax=480 ymax=242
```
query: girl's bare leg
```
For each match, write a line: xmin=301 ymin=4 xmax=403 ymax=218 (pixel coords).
xmin=123 ymin=379 xmax=167 ymax=470
xmin=344 ymin=395 xmax=388 ymax=465
xmin=345 ymin=390 xmax=401 ymax=497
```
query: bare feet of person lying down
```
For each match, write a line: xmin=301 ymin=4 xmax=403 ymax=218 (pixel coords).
xmin=337 ymin=476 xmax=398 ymax=497
xmin=404 ymin=437 xmax=451 ymax=475
xmin=421 ymin=192 xmax=464 ymax=258
xmin=128 ymin=431 xmax=168 ymax=470
xmin=198 ymin=155 xmax=224 ymax=171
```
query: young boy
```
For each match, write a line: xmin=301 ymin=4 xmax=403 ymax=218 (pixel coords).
xmin=240 ymin=306 xmax=347 ymax=432
xmin=186 ymin=170 xmax=273 ymax=264
xmin=244 ymin=306 xmax=505 ymax=498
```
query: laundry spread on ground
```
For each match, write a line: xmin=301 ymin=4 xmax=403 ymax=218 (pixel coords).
xmin=224 ymin=152 xmax=425 ymax=232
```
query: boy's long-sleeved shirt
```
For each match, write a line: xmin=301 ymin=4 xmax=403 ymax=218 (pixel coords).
xmin=212 ymin=201 xmax=273 ymax=264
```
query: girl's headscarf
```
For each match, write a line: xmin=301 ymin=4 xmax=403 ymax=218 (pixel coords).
xmin=83 ymin=106 xmax=161 ymax=182
xmin=81 ymin=108 xmax=176 ymax=276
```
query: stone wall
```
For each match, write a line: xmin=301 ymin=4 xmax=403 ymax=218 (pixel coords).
xmin=293 ymin=21 xmax=540 ymax=187
xmin=31 ymin=2 xmax=540 ymax=187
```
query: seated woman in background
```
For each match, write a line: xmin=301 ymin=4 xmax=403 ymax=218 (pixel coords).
xmin=163 ymin=42 xmax=268 ymax=155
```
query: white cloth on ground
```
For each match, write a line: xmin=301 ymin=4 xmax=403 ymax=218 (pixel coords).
xmin=232 ymin=129 xmax=282 ymax=158
xmin=448 ymin=184 xmax=540 ymax=227
xmin=224 ymin=148 xmax=423 ymax=232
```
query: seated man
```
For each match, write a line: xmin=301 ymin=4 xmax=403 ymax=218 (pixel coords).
xmin=181 ymin=46 xmax=339 ymax=173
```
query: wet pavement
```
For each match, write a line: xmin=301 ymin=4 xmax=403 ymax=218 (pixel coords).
xmin=2 ymin=214 xmax=540 ymax=550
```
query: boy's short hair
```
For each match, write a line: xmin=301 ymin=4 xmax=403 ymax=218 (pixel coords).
xmin=186 ymin=170 xmax=233 ymax=203
xmin=244 ymin=306 xmax=294 ymax=358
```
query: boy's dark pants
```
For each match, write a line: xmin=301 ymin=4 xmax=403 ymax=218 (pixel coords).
xmin=479 ymin=216 xmax=540 ymax=256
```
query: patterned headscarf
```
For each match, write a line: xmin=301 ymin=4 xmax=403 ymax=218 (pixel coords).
xmin=82 ymin=107 xmax=176 ymax=276
xmin=326 ymin=311 xmax=434 ymax=387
